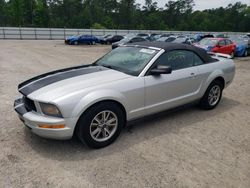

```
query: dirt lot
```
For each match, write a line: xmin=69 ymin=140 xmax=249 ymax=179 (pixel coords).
xmin=0 ymin=40 xmax=249 ymax=188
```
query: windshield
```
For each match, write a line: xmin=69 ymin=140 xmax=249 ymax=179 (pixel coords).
xmin=166 ymin=37 xmax=177 ymax=42
xmin=157 ymin=37 xmax=168 ymax=42
xmin=118 ymin=37 xmax=131 ymax=43
xmin=199 ymin=38 xmax=218 ymax=46
xmin=95 ymin=47 xmax=159 ymax=76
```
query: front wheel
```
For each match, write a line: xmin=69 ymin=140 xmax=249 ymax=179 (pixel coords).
xmin=199 ymin=80 xmax=223 ymax=110
xmin=76 ymin=102 xmax=125 ymax=148
xmin=72 ymin=41 xmax=78 ymax=45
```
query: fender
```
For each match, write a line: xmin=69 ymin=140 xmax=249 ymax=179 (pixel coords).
xmin=200 ymin=69 xmax=225 ymax=97
xmin=71 ymin=89 xmax=128 ymax=119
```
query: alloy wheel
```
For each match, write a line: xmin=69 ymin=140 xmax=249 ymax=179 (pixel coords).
xmin=89 ymin=110 xmax=118 ymax=142
xmin=208 ymin=85 xmax=221 ymax=106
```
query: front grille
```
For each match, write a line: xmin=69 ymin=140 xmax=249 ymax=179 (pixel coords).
xmin=23 ymin=97 xmax=36 ymax=112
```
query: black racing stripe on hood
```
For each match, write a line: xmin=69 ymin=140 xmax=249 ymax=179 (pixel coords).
xmin=19 ymin=65 xmax=107 ymax=96
xmin=18 ymin=64 xmax=93 ymax=89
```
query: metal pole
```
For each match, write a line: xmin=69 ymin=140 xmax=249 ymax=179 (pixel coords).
xmin=49 ymin=28 xmax=52 ymax=40
xmin=19 ymin=27 xmax=22 ymax=39
xmin=64 ymin=27 xmax=66 ymax=39
xmin=34 ymin=28 xmax=37 ymax=40
xmin=3 ymin=27 xmax=5 ymax=39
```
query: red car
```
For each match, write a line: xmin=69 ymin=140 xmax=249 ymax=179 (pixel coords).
xmin=195 ymin=38 xmax=236 ymax=58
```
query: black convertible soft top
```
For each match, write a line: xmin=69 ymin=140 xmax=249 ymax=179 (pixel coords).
xmin=130 ymin=41 xmax=217 ymax=63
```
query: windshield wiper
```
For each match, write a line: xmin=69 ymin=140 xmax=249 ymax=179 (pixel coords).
xmin=101 ymin=64 xmax=117 ymax=70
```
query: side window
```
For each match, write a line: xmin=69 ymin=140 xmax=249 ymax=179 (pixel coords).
xmin=154 ymin=50 xmax=199 ymax=70
xmin=218 ymin=40 xmax=226 ymax=46
xmin=193 ymin=54 xmax=204 ymax=66
xmin=226 ymin=39 xmax=232 ymax=45
xmin=118 ymin=36 xmax=123 ymax=40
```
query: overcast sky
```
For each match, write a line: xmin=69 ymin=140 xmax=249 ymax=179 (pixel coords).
xmin=136 ymin=0 xmax=250 ymax=10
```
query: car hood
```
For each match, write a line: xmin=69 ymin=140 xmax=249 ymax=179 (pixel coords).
xmin=18 ymin=65 xmax=132 ymax=102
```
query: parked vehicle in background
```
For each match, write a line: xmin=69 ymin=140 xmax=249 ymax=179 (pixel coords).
xmin=230 ymin=36 xmax=250 ymax=57
xmin=157 ymin=36 xmax=177 ymax=42
xmin=97 ymin=34 xmax=112 ymax=44
xmin=194 ymin=34 xmax=214 ymax=42
xmin=101 ymin=35 xmax=124 ymax=44
xmin=14 ymin=42 xmax=235 ymax=148
xmin=216 ymin=34 xmax=227 ymax=38
xmin=150 ymin=34 xmax=162 ymax=41
xmin=195 ymin=38 xmax=236 ymax=58
xmin=161 ymin=34 xmax=174 ymax=38
xmin=171 ymin=37 xmax=195 ymax=45
xmin=65 ymin=35 xmax=99 ymax=45
xmin=112 ymin=37 xmax=147 ymax=49
xmin=137 ymin=33 xmax=150 ymax=40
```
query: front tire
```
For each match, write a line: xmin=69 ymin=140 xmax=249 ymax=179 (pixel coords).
xmin=199 ymin=80 xmax=223 ymax=110
xmin=76 ymin=102 xmax=125 ymax=148
xmin=72 ymin=41 xmax=78 ymax=45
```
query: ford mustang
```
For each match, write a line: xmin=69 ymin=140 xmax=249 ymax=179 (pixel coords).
xmin=14 ymin=42 xmax=235 ymax=148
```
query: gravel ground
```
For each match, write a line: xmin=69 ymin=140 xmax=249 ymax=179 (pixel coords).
xmin=0 ymin=40 xmax=250 ymax=188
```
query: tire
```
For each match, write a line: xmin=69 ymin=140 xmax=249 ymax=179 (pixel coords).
xmin=73 ymin=41 xmax=78 ymax=45
xmin=76 ymin=102 xmax=125 ymax=148
xmin=91 ymin=41 xmax=96 ymax=45
xmin=199 ymin=80 xmax=223 ymax=110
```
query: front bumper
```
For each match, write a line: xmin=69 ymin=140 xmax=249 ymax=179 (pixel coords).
xmin=14 ymin=97 xmax=75 ymax=140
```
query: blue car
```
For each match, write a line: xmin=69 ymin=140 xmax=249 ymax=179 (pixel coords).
xmin=65 ymin=35 xmax=99 ymax=45
xmin=230 ymin=36 xmax=250 ymax=57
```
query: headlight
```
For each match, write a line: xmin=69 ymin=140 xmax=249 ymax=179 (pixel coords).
xmin=39 ymin=103 xmax=62 ymax=117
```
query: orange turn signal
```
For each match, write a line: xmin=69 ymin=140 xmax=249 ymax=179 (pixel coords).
xmin=38 ymin=124 xmax=65 ymax=129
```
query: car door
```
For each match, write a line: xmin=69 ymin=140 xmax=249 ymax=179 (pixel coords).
xmin=217 ymin=39 xmax=228 ymax=54
xmin=144 ymin=50 xmax=203 ymax=115
xmin=225 ymin=39 xmax=235 ymax=54
xmin=79 ymin=35 xmax=88 ymax=43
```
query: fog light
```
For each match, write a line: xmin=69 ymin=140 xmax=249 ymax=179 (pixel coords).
xmin=38 ymin=124 xmax=65 ymax=129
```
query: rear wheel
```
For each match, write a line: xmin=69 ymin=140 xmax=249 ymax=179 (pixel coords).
xmin=76 ymin=102 xmax=125 ymax=148
xmin=199 ymin=80 xmax=223 ymax=110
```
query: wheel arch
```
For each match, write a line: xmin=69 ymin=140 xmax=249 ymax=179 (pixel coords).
xmin=71 ymin=89 xmax=128 ymax=121
xmin=213 ymin=76 xmax=225 ymax=89
xmin=200 ymin=70 xmax=226 ymax=98
xmin=73 ymin=99 xmax=127 ymax=136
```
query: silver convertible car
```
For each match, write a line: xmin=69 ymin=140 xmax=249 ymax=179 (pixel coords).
xmin=14 ymin=42 xmax=235 ymax=148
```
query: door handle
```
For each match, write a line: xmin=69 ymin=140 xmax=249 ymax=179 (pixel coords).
xmin=189 ymin=73 xmax=196 ymax=78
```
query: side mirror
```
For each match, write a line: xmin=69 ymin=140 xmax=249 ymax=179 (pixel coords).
xmin=150 ymin=65 xmax=172 ymax=76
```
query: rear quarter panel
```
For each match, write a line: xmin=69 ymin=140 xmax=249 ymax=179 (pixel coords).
xmin=196 ymin=58 xmax=235 ymax=98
